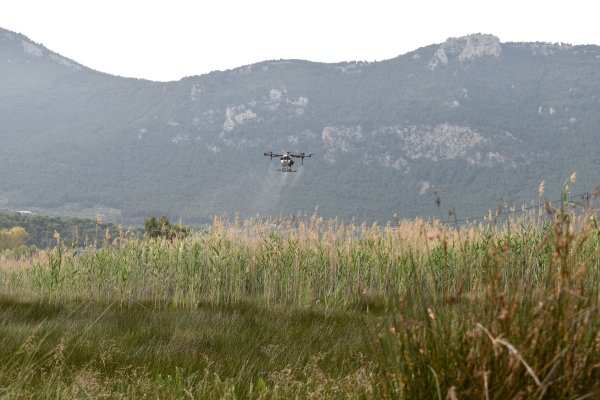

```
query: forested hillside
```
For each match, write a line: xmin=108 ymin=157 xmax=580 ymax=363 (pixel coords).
xmin=1 ymin=29 xmax=599 ymax=224
xmin=0 ymin=213 xmax=142 ymax=248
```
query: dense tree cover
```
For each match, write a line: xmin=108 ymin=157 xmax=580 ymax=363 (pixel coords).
xmin=0 ymin=226 xmax=28 ymax=251
xmin=0 ymin=226 xmax=36 ymax=258
xmin=144 ymin=215 xmax=190 ymax=239
xmin=0 ymin=213 xmax=142 ymax=249
xmin=0 ymin=28 xmax=599 ymax=225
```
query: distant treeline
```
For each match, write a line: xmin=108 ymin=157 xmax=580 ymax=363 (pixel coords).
xmin=0 ymin=213 xmax=143 ymax=249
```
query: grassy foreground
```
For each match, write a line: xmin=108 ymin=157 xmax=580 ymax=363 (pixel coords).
xmin=0 ymin=299 xmax=374 ymax=398
xmin=2 ymin=193 xmax=600 ymax=398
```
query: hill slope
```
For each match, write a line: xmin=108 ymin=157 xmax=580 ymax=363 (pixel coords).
xmin=1 ymin=29 xmax=599 ymax=224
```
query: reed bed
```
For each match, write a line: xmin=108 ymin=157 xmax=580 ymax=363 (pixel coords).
xmin=0 ymin=207 xmax=569 ymax=308
xmin=371 ymin=193 xmax=600 ymax=398
xmin=1 ymin=189 xmax=600 ymax=398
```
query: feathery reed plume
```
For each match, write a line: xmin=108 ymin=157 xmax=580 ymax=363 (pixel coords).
xmin=571 ymin=172 xmax=577 ymax=184
xmin=53 ymin=230 xmax=61 ymax=248
xmin=539 ymin=180 xmax=545 ymax=197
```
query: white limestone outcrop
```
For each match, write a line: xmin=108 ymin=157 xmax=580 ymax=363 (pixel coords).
xmin=428 ymin=34 xmax=502 ymax=70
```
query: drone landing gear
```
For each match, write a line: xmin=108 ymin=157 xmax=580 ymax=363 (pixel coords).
xmin=278 ymin=165 xmax=296 ymax=172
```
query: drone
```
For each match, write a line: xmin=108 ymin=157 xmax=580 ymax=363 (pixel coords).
xmin=264 ymin=151 xmax=314 ymax=172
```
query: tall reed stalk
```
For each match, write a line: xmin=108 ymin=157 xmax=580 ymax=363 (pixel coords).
xmin=371 ymin=188 xmax=600 ymax=398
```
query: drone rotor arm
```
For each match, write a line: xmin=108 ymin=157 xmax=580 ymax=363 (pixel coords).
xmin=265 ymin=152 xmax=285 ymax=162
xmin=286 ymin=153 xmax=314 ymax=165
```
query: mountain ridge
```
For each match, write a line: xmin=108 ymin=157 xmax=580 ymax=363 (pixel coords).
xmin=1 ymin=27 xmax=599 ymax=225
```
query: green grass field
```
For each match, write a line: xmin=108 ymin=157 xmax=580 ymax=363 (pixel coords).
xmin=1 ymin=191 xmax=600 ymax=398
xmin=0 ymin=299 xmax=375 ymax=398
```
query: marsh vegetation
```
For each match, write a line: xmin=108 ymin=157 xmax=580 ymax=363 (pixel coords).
xmin=1 ymin=189 xmax=600 ymax=398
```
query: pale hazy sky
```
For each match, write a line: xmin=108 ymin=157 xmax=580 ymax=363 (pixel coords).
xmin=2 ymin=0 xmax=598 ymax=82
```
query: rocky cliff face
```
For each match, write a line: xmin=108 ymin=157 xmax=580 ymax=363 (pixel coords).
xmin=320 ymin=123 xmax=530 ymax=172
xmin=184 ymin=83 xmax=309 ymax=148
xmin=428 ymin=34 xmax=501 ymax=70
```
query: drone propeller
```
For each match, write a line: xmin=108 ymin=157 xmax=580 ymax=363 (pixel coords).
xmin=264 ymin=152 xmax=283 ymax=162
xmin=304 ymin=153 xmax=313 ymax=166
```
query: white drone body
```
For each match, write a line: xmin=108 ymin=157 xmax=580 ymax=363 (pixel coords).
xmin=264 ymin=151 xmax=314 ymax=172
